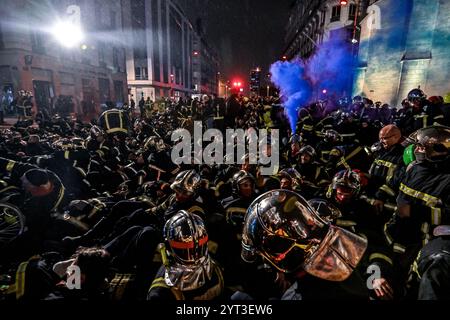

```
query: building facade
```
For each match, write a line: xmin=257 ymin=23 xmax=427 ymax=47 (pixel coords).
xmin=192 ymin=28 xmax=219 ymax=97
xmin=284 ymin=0 xmax=365 ymax=60
xmin=354 ymin=0 xmax=450 ymax=106
xmin=123 ymin=0 xmax=219 ymax=102
xmin=249 ymin=68 xmax=261 ymax=94
xmin=0 ymin=0 xmax=128 ymax=118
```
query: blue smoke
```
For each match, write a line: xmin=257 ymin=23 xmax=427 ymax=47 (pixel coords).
xmin=269 ymin=60 xmax=312 ymax=132
xmin=307 ymin=29 xmax=355 ymax=100
xmin=270 ymin=29 xmax=355 ymax=133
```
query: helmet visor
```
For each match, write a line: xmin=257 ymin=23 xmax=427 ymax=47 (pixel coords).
xmin=260 ymin=234 xmax=310 ymax=273
xmin=169 ymin=235 xmax=208 ymax=264
xmin=303 ymin=226 xmax=367 ymax=281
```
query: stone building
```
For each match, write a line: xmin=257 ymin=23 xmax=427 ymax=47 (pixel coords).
xmin=0 ymin=0 xmax=128 ymax=118
xmin=284 ymin=0 xmax=364 ymax=59
xmin=354 ymin=0 xmax=450 ymax=106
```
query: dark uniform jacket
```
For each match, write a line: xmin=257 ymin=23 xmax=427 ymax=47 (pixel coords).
xmin=385 ymin=162 xmax=450 ymax=254
xmin=408 ymin=235 xmax=450 ymax=300
xmin=368 ymin=144 xmax=405 ymax=202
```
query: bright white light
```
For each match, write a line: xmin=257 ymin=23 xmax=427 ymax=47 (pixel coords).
xmin=52 ymin=21 xmax=84 ymax=48
xmin=322 ymin=89 xmax=327 ymax=94
xmin=351 ymin=38 xmax=358 ymax=44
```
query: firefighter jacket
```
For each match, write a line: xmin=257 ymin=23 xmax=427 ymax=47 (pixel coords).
xmin=384 ymin=162 xmax=450 ymax=253
xmin=369 ymin=144 xmax=405 ymax=202
xmin=408 ymin=235 xmax=450 ymax=300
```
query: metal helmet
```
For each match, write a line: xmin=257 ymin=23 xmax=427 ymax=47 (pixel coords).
xmin=90 ymin=125 xmax=104 ymax=139
xmin=324 ymin=129 xmax=342 ymax=143
xmin=241 ymin=190 xmax=367 ymax=280
xmin=407 ymin=88 xmax=426 ymax=103
xmin=408 ymin=125 xmax=450 ymax=163
xmin=308 ymin=198 xmax=342 ymax=223
xmin=170 ymin=169 xmax=201 ymax=196
xmin=232 ymin=170 xmax=255 ymax=194
xmin=327 ymin=169 xmax=361 ymax=200
xmin=299 ymin=145 xmax=316 ymax=158
xmin=164 ymin=210 xmax=208 ymax=265
xmin=144 ymin=136 xmax=167 ymax=152
xmin=278 ymin=168 xmax=303 ymax=188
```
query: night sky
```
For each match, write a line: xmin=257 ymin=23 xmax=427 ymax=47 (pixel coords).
xmin=175 ymin=0 xmax=292 ymax=84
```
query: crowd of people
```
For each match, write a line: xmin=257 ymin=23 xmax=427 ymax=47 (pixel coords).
xmin=0 ymin=88 xmax=449 ymax=301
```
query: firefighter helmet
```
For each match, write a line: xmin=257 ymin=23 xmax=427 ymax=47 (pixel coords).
xmin=278 ymin=168 xmax=303 ymax=188
xmin=327 ymin=169 xmax=361 ymax=202
xmin=232 ymin=170 xmax=255 ymax=194
xmin=241 ymin=190 xmax=367 ymax=280
xmin=164 ymin=210 xmax=208 ymax=264
xmin=170 ymin=169 xmax=201 ymax=196
xmin=407 ymin=88 xmax=426 ymax=103
xmin=299 ymin=145 xmax=316 ymax=158
xmin=409 ymin=126 xmax=450 ymax=162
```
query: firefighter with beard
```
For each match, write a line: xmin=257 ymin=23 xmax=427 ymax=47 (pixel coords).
xmin=406 ymin=225 xmax=450 ymax=300
xmin=384 ymin=126 xmax=450 ymax=289
xmin=147 ymin=211 xmax=224 ymax=300
xmin=325 ymin=170 xmax=395 ymax=299
xmin=368 ymin=125 xmax=405 ymax=217
xmin=241 ymin=190 xmax=369 ymax=300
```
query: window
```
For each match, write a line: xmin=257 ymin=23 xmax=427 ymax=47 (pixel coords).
xmin=114 ymin=81 xmax=124 ymax=103
xmin=98 ymin=78 xmax=110 ymax=103
xmin=135 ymin=67 xmax=148 ymax=80
xmin=110 ymin=10 xmax=116 ymax=29
xmin=98 ymin=42 xmax=106 ymax=66
xmin=349 ymin=4 xmax=357 ymax=20
xmin=31 ymin=31 xmax=45 ymax=54
xmin=113 ymin=47 xmax=119 ymax=69
xmin=0 ymin=22 xmax=4 ymax=49
xmin=95 ymin=1 xmax=102 ymax=29
xmin=331 ymin=5 xmax=341 ymax=22
xmin=151 ymin=0 xmax=160 ymax=82
xmin=161 ymin=2 xmax=168 ymax=84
